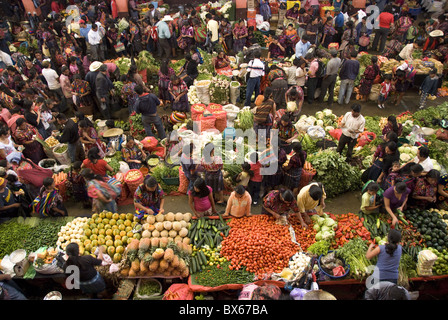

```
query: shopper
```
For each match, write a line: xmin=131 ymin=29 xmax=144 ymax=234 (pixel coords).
xmin=245 ymin=51 xmax=265 ymax=107
xmin=133 ymin=84 xmax=166 ymax=140
xmin=337 ymin=50 xmax=360 ymax=105
xmin=366 ymin=229 xmax=402 ymax=284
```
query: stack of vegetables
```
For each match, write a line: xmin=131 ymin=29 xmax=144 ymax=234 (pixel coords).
xmin=0 ymin=217 xmax=74 ymax=259
xmin=335 ymin=237 xmax=375 ymax=280
xmin=234 ymin=107 xmax=254 ymax=130
xmin=330 ymin=213 xmax=372 ymax=248
xmin=150 ymin=164 xmax=180 ymax=194
xmin=310 ymin=213 xmax=338 ymax=242
xmin=220 ymin=215 xmax=300 ymax=278
xmin=307 ymin=150 xmax=363 ymax=198
xmin=287 ymin=215 xmax=317 ymax=251
xmin=120 ymin=212 xmax=193 ymax=278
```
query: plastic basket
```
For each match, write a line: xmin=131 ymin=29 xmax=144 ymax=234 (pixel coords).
xmin=162 ymin=176 xmax=180 ymax=186
xmin=318 ymin=251 xmax=350 ymax=280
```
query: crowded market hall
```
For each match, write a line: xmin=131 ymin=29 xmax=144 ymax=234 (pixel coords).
xmin=1 ymin=0 xmax=448 ymax=302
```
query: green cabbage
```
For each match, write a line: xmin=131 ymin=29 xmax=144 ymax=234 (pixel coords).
xmin=313 ymin=224 xmax=321 ymax=232
xmin=324 ymin=218 xmax=336 ymax=228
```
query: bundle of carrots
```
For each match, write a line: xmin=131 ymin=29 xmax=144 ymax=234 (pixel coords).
xmin=329 ymin=213 xmax=372 ymax=248
xmin=52 ymin=171 xmax=67 ymax=185
xmin=287 ymin=215 xmax=317 ymax=251
xmin=220 ymin=215 xmax=300 ymax=279
xmin=303 ymin=161 xmax=316 ymax=174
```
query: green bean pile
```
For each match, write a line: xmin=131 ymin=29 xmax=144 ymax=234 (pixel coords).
xmin=193 ymin=261 xmax=254 ymax=287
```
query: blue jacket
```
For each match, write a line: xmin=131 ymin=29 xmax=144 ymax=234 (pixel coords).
xmin=335 ymin=13 xmax=345 ymax=28
xmin=420 ymin=76 xmax=439 ymax=95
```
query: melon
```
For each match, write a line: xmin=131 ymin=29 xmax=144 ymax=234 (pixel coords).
xmin=160 ymin=230 xmax=169 ymax=238
xmin=172 ymin=221 xmax=182 ymax=232
xmin=183 ymin=212 xmax=192 ymax=222
xmin=155 ymin=222 xmax=164 ymax=232
xmin=155 ymin=213 xmax=165 ymax=223
xmin=151 ymin=230 xmax=160 ymax=238
xmin=146 ymin=215 xmax=156 ymax=224
xmin=163 ymin=221 xmax=173 ymax=231
xmin=179 ymin=220 xmax=187 ymax=229
xmin=175 ymin=212 xmax=184 ymax=221
xmin=169 ymin=230 xmax=177 ymax=238
xmin=165 ymin=212 xmax=175 ymax=222
xmin=179 ymin=227 xmax=188 ymax=238
xmin=142 ymin=230 xmax=152 ymax=238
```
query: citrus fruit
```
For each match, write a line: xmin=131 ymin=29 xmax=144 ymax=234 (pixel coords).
xmin=112 ymin=213 xmax=119 ymax=220
xmin=113 ymin=253 xmax=122 ymax=263
xmin=107 ymin=246 xmax=115 ymax=256
xmin=106 ymin=240 xmax=114 ymax=247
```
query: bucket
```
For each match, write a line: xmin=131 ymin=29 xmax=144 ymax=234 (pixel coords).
xmin=52 ymin=144 xmax=71 ymax=166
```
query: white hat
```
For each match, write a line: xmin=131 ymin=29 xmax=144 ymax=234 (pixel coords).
xmin=397 ymin=62 xmax=409 ymax=71
xmin=89 ymin=61 xmax=103 ymax=72
xmin=430 ymin=30 xmax=444 ymax=37
xmin=162 ymin=15 xmax=173 ymax=22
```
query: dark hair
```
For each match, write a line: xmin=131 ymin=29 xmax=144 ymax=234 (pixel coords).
xmin=367 ymin=182 xmax=380 ymax=192
xmin=386 ymin=141 xmax=397 ymax=153
xmin=309 ymin=184 xmax=323 ymax=201
xmin=81 ymin=167 xmax=103 ymax=181
xmin=263 ymin=87 xmax=274 ymax=101
xmin=134 ymin=85 xmax=144 ymax=95
xmin=418 ymin=146 xmax=430 ymax=159
xmin=106 ymin=120 xmax=115 ymax=128
xmin=56 ymin=113 xmax=67 ymax=121
xmin=192 ymin=178 xmax=210 ymax=198
xmin=385 ymin=131 xmax=398 ymax=144
xmin=387 ymin=115 xmax=399 ymax=135
xmin=43 ymin=177 xmax=54 ymax=188
xmin=394 ymin=182 xmax=407 ymax=194
xmin=292 ymin=142 xmax=306 ymax=167
xmin=78 ymin=119 xmax=89 ymax=129
xmin=281 ymin=114 xmax=291 ymax=123
xmin=254 ymin=51 xmax=262 ymax=59
xmin=205 ymin=13 xmax=212 ymax=20
xmin=281 ymin=189 xmax=295 ymax=202
xmin=0 ymin=125 xmax=9 ymax=137
xmin=87 ymin=147 xmax=101 ymax=162
xmin=385 ymin=229 xmax=402 ymax=256
xmin=160 ymin=59 xmax=169 ymax=76
xmin=72 ymin=161 xmax=83 ymax=171
xmin=235 ymin=185 xmax=245 ymax=195
xmin=426 ymin=169 xmax=440 ymax=181
xmin=144 ymin=176 xmax=158 ymax=189
xmin=15 ymin=117 xmax=26 ymax=127
xmin=389 ymin=285 xmax=409 ymax=300
xmin=351 ymin=104 xmax=361 ymax=113
xmin=241 ymin=162 xmax=254 ymax=178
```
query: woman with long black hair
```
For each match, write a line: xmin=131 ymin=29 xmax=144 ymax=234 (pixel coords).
xmin=366 ymin=229 xmax=402 ymax=284
xmin=382 ymin=115 xmax=403 ymax=138
xmin=63 ymin=242 xmax=108 ymax=298
xmin=283 ymin=142 xmax=307 ymax=196
xmin=188 ymin=177 xmax=217 ymax=217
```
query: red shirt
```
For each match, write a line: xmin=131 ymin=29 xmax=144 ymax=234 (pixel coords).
xmin=82 ymin=159 xmax=109 ymax=177
xmin=378 ymin=12 xmax=394 ymax=29
xmin=250 ymin=162 xmax=262 ymax=183
xmin=51 ymin=1 xmax=63 ymax=13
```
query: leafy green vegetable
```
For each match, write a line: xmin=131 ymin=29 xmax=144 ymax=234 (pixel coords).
xmin=308 ymin=150 xmax=363 ymax=198
xmin=193 ymin=261 xmax=254 ymax=287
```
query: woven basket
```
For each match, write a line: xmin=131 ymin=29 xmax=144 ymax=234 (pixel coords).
xmin=124 ymin=169 xmax=144 ymax=197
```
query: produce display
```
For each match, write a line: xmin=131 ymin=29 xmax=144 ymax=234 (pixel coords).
xmin=53 ymin=144 xmax=68 ymax=154
xmin=45 ymin=136 xmax=59 ymax=148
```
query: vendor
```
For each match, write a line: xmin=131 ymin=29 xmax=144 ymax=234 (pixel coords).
xmin=224 ymin=185 xmax=252 ymax=218
xmin=121 ymin=136 xmax=147 ymax=170
xmin=267 ymin=36 xmax=285 ymax=60
xmin=261 ymin=189 xmax=301 ymax=221
xmin=134 ymin=175 xmax=165 ymax=219
xmin=273 ymin=114 xmax=299 ymax=154
xmin=78 ymin=119 xmax=107 ymax=158
xmin=213 ymin=49 xmax=230 ymax=71
xmin=33 ymin=177 xmax=68 ymax=217
xmin=201 ymin=142 xmax=225 ymax=206
xmin=401 ymin=146 xmax=433 ymax=174
xmin=366 ymin=229 xmax=402 ymax=284
xmin=13 ymin=118 xmax=46 ymax=165
xmin=423 ymin=30 xmax=444 ymax=52
xmin=382 ymin=115 xmax=403 ymax=138
xmin=0 ymin=176 xmax=20 ymax=223
xmin=437 ymin=174 xmax=448 ymax=210
xmin=411 ymin=169 xmax=440 ymax=209
xmin=63 ymin=242 xmax=108 ymax=298
xmin=188 ymin=178 xmax=217 ymax=217
xmin=296 ymin=182 xmax=327 ymax=228
xmin=383 ymin=182 xmax=410 ymax=227
xmin=282 ymin=141 xmax=307 ymax=196
xmin=82 ymin=147 xmax=113 ymax=177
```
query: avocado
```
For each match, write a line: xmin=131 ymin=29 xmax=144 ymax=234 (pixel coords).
xmin=427 ymin=241 xmax=433 ymax=247
xmin=443 ymin=214 xmax=448 ymax=220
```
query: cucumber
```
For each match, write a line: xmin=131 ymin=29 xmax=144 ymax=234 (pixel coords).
xmin=218 ymin=212 xmax=224 ymax=224
xmin=191 ymin=256 xmax=197 ymax=273
xmin=199 ymin=251 xmax=207 ymax=265
xmin=212 ymin=226 xmax=218 ymax=233
xmin=209 ymin=235 xmax=214 ymax=249
xmin=196 ymin=236 xmax=206 ymax=248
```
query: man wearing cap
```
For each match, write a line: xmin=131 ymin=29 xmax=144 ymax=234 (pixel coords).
xmin=157 ymin=15 xmax=173 ymax=59
xmin=95 ymin=64 xmax=113 ymax=120
xmin=133 ymin=84 xmax=166 ymax=140
xmin=318 ymin=49 xmax=341 ymax=106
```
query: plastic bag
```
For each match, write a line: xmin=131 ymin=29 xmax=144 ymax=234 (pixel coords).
xmin=290 ymin=288 xmax=309 ymax=300
xmin=141 ymin=136 xmax=158 ymax=151
xmin=119 ymin=161 xmax=130 ymax=174
xmin=358 ymin=131 xmax=377 ymax=147
xmin=238 ymin=283 xmax=259 ymax=300
xmin=333 ymin=266 xmax=345 ymax=277
xmin=163 ymin=283 xmax=194 ymax=300
xmin=307 ymin=126 xmax=326 ymax=140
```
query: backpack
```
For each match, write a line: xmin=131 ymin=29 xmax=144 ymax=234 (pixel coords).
xmin=316 ymin=60 xmax=326 ymax=78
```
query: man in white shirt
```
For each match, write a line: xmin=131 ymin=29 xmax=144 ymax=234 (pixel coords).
xmin=398 ymin=40 xmax=421 ymax=61
xmin=205 ymin=13 xmax=219 ymax=51
xmin=336 ymin=104 xmax=365 ymax=160
xmin=87 ymin=23 xmax=104 ymax=61
xmin=410 ymin=146 xmax=434 ymax=173
xmin=41 ymin=60 xmax=68 ymax=112
xmin=244 ymin=51 xmax=265 ymax=107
